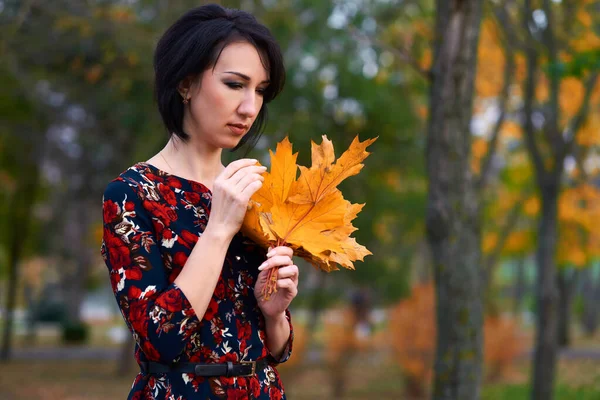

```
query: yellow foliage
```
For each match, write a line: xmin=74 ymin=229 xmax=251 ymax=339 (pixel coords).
xmin=483 ymin=232 xmax=499 ymax=254
xmin=501 ymin=121 xmax=523 ymax=141
xmin=524 ymin=196 xmax=540 ymax=217
xmin=389 ymin=283 xmax=435 ymax=396
xmin=571 ymin=30 xmax=600 ymax=52
xmin=577 ymin=10 xmax=593 ymax=28
xmin=505 ymin=231 xmax=531 ymax=254
xmin=484 ymin=316 xmax=526 ymax=381
xmin=576 ymin=115 xmax=600 ymax=147
xmin=389 ymin=283 xmax=525 ymax=391
xmin=515 ymin=54 xmax=527 ymax=84
xmin=472 ymin=138 xmax=488 ymax=159
xmin=421 ymin=48 xmax=432 ymax=70
xmin=476 ymin=20 xmax=505 ymax=98
xmin=560 ymin=77 xmax=585 ymax=120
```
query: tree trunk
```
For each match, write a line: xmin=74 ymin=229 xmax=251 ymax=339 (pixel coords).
xmin=581 ymin=267 xmax=599 ymax=336
xmin=532 ymin=183 xmax=560 ymax=400
xmin=557 ymin=269 xmax=576 ymax=348
xmin=1 ymin=164 xmax=40 ymax=362
xmin=513 ymin=257 xmax=526 ymax=315
xmin=426 ymin=1 xmax=484 ymax=399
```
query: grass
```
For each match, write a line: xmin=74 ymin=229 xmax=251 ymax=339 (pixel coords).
xmin=1 ymin=355 xmax=598 ymax=400
xmin=482 ymin=384 xmax=600 ymax=400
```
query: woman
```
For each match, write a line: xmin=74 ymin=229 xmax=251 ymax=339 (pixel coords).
xmin=101 ymin=4 xmax=298 ymax=399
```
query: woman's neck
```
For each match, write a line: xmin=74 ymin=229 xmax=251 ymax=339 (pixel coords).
xmin=159 ymin=136 xmax=224 ymax=187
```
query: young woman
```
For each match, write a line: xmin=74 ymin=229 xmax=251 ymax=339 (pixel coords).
xmin=101 ymin=4 xmax=298 ymax=399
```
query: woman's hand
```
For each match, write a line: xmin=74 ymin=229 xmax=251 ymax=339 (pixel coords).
xmin=254 ymin=245 xmax=299 ymax=319
xmin=206 ymin=158 xmax=266 ymax=240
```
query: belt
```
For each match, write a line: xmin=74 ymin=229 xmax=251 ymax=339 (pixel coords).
xmin=140 ymin=358 xmax=268 ymax=377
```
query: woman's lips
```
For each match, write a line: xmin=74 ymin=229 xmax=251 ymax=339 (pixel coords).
xmin=228 ymin=124 xmax=248 ymax=135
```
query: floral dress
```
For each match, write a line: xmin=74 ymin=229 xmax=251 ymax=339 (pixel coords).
xmin=101 ymin=162 xmax=293 ymax=400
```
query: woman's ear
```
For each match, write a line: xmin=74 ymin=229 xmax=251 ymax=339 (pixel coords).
xmin=177 ymin=76 xmax=195 ymax=101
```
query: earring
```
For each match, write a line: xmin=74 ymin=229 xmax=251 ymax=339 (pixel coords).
xmin=183 ymin=97 xmax=189 ymax=105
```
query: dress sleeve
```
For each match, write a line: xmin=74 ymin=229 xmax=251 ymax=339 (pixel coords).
xmin=267 ymin=308 xmax=294 ymax=364
xmin=101 ymin=179 xmax=199 ymax=363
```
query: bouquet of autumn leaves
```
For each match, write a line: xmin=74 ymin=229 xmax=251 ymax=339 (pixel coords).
xmin=241 ymin=135 xmax=377 ymax=299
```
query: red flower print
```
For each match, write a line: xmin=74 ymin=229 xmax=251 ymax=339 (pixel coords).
xmin=128 ymin=300 xmax=149 ymax=335
xmin=143 ymin=200 xmax=177 ymax=226
xmin=184 ymin=192 xmax=201 ymax=204
xmin=155 ymin=289 xmax=183 ymax=313
xmin=250 ymin=377 xmax=261 ymax=398
xmin=104 ymin=228 xmax=131 ymax=270
xmin=130 ymin=390 xmax=143 ymax=400
xmin=236 ymin=319 xmax=251 ymax=340
xmin=203 ymin=299 xmax=219 ymax=321
xmin=103 ymin=199 xmax=120 ymax=223
xmin=270 ymin=386 xmax=283 ymax=400
xmin=218 ymin=352 xmax=238 ymax=363
xmin=179 ymin=230 xmax=198 ymax=246
xmin=158 ymin=183 xmax=177 ymax=206
xmin=128 ymin=286 xmax=142 ymax=300
xmin=142 ymin=340 xmax=161 ymax=361
xmin=145 ymin=173 xmax=164 ymax=183
xmin=213 ymin=279 xmax=225 ymax=300
xmin=109 ymin=271 xmax=121 ymax=291
xmin=125 ymin=266 xmax=143 ymax=280
xmin=225 ymin=388 xmax=248 ymax=400
xmin=125 ymin=201 xmax=136 ymax=212
xmin=191 ymin=182 xmax=209 ymax=194
xmin=166 ymin=176 xmax=182 ymax=188
xmin=173 ymin=252 xmax=188 ymax=267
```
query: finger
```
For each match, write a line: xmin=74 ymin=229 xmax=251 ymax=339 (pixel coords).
xmin=230 ymin=165 xmax=267 ymax=185
xmin=235 ymin=172 xmax=265 ymax=191
xmin=220 ymin=159 xmax=261 ymax=179
xmin=266 ymin=246 xmax=293 ymax=258
xmin=277 ymin=278 xmax=298 ymax=295
xmin=277 ymin=265 xmax=299 ymax=281
xmin=240 ymin=179 xmax=263 ymax=199
xmin=258 ymin=256 xmax=293 ymax=271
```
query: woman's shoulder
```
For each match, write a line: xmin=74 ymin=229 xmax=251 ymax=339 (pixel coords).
xmin=103 ymin=162 xmax=156 ymax=200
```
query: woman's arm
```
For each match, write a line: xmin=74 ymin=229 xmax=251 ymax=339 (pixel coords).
xmin=255 ymin=246 xmax=298 ymax=362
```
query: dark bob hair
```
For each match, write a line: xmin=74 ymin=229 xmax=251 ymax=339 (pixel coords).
xmin=153 ymin=4 xmax=285 ymax=151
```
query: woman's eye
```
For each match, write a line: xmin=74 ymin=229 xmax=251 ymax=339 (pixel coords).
xmin=256 ymin=88 xmax=267 ymax=96
xmin=225 ymin=82 xmax=243 ymax=89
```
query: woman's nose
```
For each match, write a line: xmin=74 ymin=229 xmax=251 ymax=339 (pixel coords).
xmin=238 ymin=92 xmax=260 ymax=118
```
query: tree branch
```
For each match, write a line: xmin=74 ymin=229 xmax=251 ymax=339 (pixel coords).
xmin=476 ymin=36 xmax=516 ymax=191
xmin=563 ymin=72 xmax=600 ymax=152
xmin=347 ymin=25 xmax=432 ymax=81
xmin=522 ymin=0 xmax=547 ymax=185
xmin=483 ymin=188 xmax=532 ymax=287
xmin=490 ymin=2 xmax=527 ymax=52
xmin=542 ymin=0 xmax=563 ymax=160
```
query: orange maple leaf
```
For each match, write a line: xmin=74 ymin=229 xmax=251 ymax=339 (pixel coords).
xmin=241 ymin=135 xmax=376 ymax=298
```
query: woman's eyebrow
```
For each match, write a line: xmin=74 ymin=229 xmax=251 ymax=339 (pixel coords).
xmin=224 ymin=71 xmax=270 ymax=84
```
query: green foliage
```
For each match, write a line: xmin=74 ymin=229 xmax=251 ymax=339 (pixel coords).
xmin=61 ymin=320 xmax=90 ymax=344
xmin=482 ymin=384 xmax=600 ymax=400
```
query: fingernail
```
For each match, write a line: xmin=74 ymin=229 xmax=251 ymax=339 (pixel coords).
xmin=258 ymin=261 xmax=268 ymax=270
xmin=266 ymin=250 xmax=275 ymax=258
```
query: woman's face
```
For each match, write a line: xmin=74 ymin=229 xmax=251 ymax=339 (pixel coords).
xmin=183 ymin=41 xmax=270 ymax=150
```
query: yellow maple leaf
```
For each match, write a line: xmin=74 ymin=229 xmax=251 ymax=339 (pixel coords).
xmin=241 ymin=135 xmax=376 ymax=297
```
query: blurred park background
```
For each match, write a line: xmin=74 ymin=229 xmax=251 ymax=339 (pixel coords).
xmin=2 ymin=0 xmax=600 ymax=399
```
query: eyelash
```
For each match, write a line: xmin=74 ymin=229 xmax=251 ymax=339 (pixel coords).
xmin=225 ymin=82 xmax=266 ymax=95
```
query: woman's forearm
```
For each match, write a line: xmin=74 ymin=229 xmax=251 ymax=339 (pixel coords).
xmin=264 ymin=312 xmax=291 ymax=360
xmin=174 ymin=224 xmax=232 ymax=319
